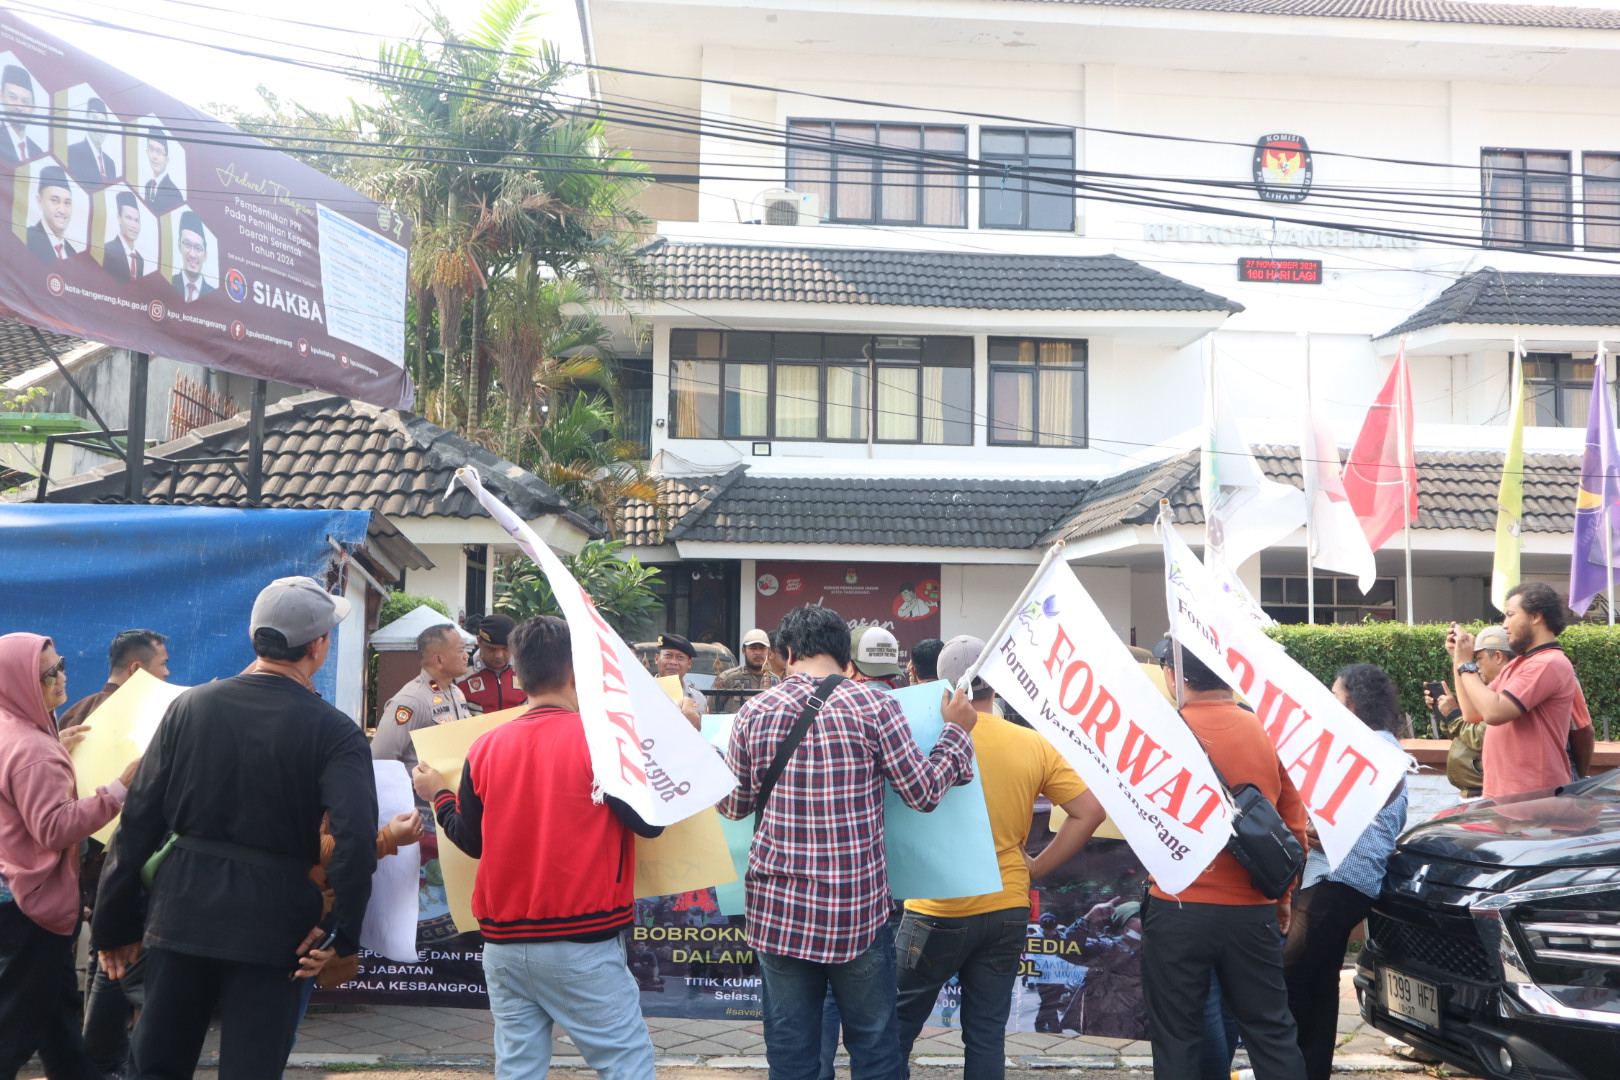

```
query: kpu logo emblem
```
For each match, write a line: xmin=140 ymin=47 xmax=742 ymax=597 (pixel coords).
xmin=225 ymin=268 xmax=248 ymax=302
xmin=1253 ymin=134 xmax=1312 ymax=203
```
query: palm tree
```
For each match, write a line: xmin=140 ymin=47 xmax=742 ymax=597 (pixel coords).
xmin=527 ymin=395 xmax=660 ymax=540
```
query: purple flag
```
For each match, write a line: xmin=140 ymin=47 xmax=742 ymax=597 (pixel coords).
xmin=1569 ymin=356 xmax=1620 ymax=615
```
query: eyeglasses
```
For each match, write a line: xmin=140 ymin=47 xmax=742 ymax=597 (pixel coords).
xmin=40 ymin=657 xmax=65 ymax=682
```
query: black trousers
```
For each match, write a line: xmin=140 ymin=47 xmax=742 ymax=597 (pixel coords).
xmin=0 ymin=902 xmax=100 ymax=1080
xmin=130 ymin=947 xmax=303 ymax=1080
xmin=1283 ymin=881 xmax=1375 ymax=1080
xmin=83 ymin=951 xmax=145 ymax=1075
xmin=1141 ymin=897 xmax=1306 ymax=1080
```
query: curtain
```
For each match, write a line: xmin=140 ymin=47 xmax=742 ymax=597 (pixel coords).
xmin=1587 ymin=154 xmax=1620 ymax=250
xmin=1527 ymin=152 xmax=1572 ymax=246
xmin=921 ymin=366 xmax=945 ymax=444
xmin=674 ymin=359 xmax=718 ymax=438
xmin=775 ymin=364 xmax=819 ymax=438
xmin=879 ymin=126 xmax=920 ymax=223
xmin=826 ymin=365 xmax=869 ymax=440
xmin=922 ymin=127 xmax=966 ymax=227
xmin=833 ymin=125 xmax=876 ymax=222
xmin=877 ymin=367 xmax=918 ymax=441
xmin=727 ymin=363 xmax=768 ymax=437
xmin=1037 ymin=341 xmax=1076 ymax=446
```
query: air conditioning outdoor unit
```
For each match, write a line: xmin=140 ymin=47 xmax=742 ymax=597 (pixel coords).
xmin=757 ymin=188 xmax=821 ymax=226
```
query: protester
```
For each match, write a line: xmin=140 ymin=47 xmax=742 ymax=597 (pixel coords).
xmin=711 ymin=628 xmax=780 ymax=712
xmin=1448 ymin=582 xmax=1593 ymax=797
xmin=653 ymin=632 xmax=706 ymax=725
xmin=456 ymin=613 xmax=522 ymax=715
xmin=1143 ymin=644 xmax=1308 ymax=1080
xmin=370 ymin=622 xmax=471 ymax=775
xmin=57 ymin=628 xmax=170 ymax=731
xmin=895 ymin=635 xmax=1105 ymax=1079
xmin=0 ymin=633 xmax=135 ymax=1079
xmin=849 ymin=624 xmax=907 ymax=689
xmin=92 ymin=576 xmax=378 ymax=1079
xmin=1426 ymin=626 xmax=1512 ymax=799
xmin=412 ymin=615 xmax=663 ymax=1078
xmin=719 ymin=604 xmax=978 ymax=1080
xmin=1284 ymin=664 xmax=1408 ymax=1080
xmin=906 ymin=637 xmax=944 ymax=685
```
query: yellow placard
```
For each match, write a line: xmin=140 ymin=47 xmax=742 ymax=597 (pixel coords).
xmin=412 ymin=703 xmax=736 ymax=935
xmin=68 ymin=670 xmax=189 ymax=844
xmin=657 ymin=675 xmax=683 ymax=702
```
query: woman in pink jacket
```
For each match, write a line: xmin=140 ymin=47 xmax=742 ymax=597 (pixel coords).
xmin=0 ymin=633 xmax=135 ymax=1079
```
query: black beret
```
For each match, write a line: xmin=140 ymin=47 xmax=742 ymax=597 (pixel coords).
xmin=477 ymin=613 xmax=515 ymax=646
xmin=657 ymin=633 xmax=695 ymax=658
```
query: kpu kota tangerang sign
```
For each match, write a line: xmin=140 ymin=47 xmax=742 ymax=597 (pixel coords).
xmin=0 ymin=10 xmax=413 ymax=409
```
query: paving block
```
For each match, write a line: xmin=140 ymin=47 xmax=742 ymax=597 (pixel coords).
xmin=707 ymin=1057 xmax=770 ymax=1069
xmin=284 ymin=1054 xmax=382 ymax=1067
xmin=1332 ymin=1054 xmax=1423 ymax=1072
xmin=1118 ymin=1055 xmax=1154 ymax=1069
xmin=655 ymin=1056 xmax=705 ymax=1067
xmin=911 ymin=1057 xmax=969 ymax=1067
xmin=1013 ymin=1055 xmax=1117 ymax=1069
xmin=382 ymin=1055 xmax=492 ymax=1068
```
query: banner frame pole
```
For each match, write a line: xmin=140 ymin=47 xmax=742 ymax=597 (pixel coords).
xmin=1399 ymin=339 xmax=1415 ymax=625
xmin=1303 ymin=332 xmax=1315 ymax=625
xmin=1159 ymin=500 xmax=1188 ymax=709
xmin=954 ymin=540 xmax=1066 ymax=691
xmin=1603 ymin=345 xmax=1616 ymax=627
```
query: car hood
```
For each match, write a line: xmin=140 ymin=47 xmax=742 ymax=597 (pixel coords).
xmin=1398 ymin=781 xmax=1620 ymax=869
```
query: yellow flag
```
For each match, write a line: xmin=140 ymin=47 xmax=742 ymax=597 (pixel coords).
xmin=1492 ymin=348 xmax=1526 ymax=610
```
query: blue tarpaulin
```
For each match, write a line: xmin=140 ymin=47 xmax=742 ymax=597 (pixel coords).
xmin=0 ymin=504 xmax=369 ymax=704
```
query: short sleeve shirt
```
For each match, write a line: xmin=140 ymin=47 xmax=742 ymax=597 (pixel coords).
xmin=908 ymin=713 xmax=1088 ymax=919
xmin=1483 ymin=643 xmax=1587 ymax=798
xmin=370 ymin=670 xmax=470 ymax=773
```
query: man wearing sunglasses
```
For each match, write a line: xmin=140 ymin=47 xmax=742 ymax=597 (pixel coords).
xmin=57 ymin=628 xmax=170 ymax=732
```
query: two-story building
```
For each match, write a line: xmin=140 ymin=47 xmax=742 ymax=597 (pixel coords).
xmin=583 ymin=0 xmax=1620 ymax=653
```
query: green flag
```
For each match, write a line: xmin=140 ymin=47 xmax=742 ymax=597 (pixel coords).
xmin=1491 ymin=348 xmax=1526 ymax=610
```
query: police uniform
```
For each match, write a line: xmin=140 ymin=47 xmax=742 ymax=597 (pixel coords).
xmin=370 ymin=669 xmax=470 ymax=774
xmin=457 ymin=660 xmax=522 ymax=715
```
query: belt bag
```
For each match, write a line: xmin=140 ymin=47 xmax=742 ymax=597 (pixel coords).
xmin=1220 ymin=777 xmax=1307 ymax=900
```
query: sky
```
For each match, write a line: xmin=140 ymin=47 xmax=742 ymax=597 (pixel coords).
xmin=12 ymin=0 xmax=586 ymax=117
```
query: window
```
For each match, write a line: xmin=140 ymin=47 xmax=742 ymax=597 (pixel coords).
xmin=1482 ymin=149 xmax=1572 ymax=248
xmin=987 ymin=338 xmax=1086 ymax=447
xmin=787 ymin=121 xmax=968 ymax=227
xmin=1523 ymin=352 xmax=1607 ymax=427
xmin=980 ymin=129 xmax=1075 ymax=231
xmin=1260 ymin=575 xmax=1397 ymax=624
xmin=669 ymin=330 xmax=972 ymax=444
xmin=1585 ymin=153 xmax=1620 ymax=251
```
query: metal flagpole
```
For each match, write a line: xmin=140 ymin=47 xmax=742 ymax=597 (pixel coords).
xmin=1400 ymin=338 xmax=1415 ymax=625
xmin=954 ymin=540 xmax=1067 ymax=691
xmin=1303 ymin=332 xmax=1316 ymax=625
xmin=1603 ymin=344 xmax=1615 ymax=626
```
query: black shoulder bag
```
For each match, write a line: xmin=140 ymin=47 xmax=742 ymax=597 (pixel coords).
xmin=754 ymin=674 xmax=844 ymax=831
xmin=1181 ymin=711 xmax=1306 ymax=900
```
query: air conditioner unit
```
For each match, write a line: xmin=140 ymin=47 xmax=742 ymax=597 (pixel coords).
xmin=757 ymin=188 xmax=821 ymax=226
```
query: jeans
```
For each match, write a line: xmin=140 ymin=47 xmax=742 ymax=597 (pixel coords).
xmin=482 ymin=936 xmax=655 ymax=1080
xmin=894 ymin=907 xmax=1028 ymax=1080
xmin=818 ymin=988 xmax=841 ymax=1080
xmin=759 ymin=930 xmax=900 ymax=1080
xmin=83 ymin=950 xmax=146 ymax=1076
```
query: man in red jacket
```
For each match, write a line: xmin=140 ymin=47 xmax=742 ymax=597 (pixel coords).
xmin=413 ymin=615 xmax=663 ymax=1078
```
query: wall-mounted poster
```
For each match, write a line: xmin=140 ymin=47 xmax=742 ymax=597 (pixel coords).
xmin=754 ymin=560 xmax=941 ymax=659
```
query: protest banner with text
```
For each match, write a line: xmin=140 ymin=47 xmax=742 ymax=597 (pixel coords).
xmin=1161 ymin=524 xmax=1409 ymax=867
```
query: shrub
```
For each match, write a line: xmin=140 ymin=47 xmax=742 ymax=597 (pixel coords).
xmin=378 ymin=591 xmax=451 ymax=629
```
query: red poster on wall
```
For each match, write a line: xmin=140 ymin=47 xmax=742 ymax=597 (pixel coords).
xmin=753 ymin=561 xmax=942 ymax=658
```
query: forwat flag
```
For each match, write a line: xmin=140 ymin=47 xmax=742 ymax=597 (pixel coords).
xmin=1570 ymin=352 xmax=1620 ymax=616
xmin=447 ymin=468 xmax=736 ymax=826
xmin=1162 ymin=521 xmax=1409 ymax=869
xmin=1202 ymin=364 xmax=1305 ymax=573
xmin=977 ymin=552 xmax=1232 ymax=895
xmin=1491 ymin=347 xmax=1527 ymax=610
xmin=1343 ymin=344 xmax=1417 ymax=551
xmin=1301 ymin=404 xmax=1377 ymax=593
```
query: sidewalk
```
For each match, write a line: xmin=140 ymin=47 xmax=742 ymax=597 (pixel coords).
xmin=243 ymin=968 xmax=1414 ymax=1072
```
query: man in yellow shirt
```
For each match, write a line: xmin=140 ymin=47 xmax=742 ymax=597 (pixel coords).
xmin=894 ymin=635 xmax=1106 ymax=1078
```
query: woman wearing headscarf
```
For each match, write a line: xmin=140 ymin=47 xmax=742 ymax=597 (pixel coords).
xmin=0 ymin=632 xmax=136 ymax=1078
xmin=1283 ymin=663 xmax=1409 ymax=1080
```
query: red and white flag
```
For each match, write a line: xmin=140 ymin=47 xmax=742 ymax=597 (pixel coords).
xmin=1302 ymin=404 xmax=1378 ymax=592
xmin=1343 ymin=345 xmax=1417 ymax=551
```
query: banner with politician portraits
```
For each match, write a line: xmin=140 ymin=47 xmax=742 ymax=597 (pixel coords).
xmin=0 ymin=12 xmax=413 ymax=410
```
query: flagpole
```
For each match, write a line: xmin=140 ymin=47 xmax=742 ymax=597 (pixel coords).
xmin=954 ymin=540 xmax=1066 ymax=691
xmin=1399 ymin=338 xmax=1415 ymax=625
xmin=1604 ymin=344 xmax=1616 ymax=627
xmin=1304 ymin=332 xmax=1316 ymax=625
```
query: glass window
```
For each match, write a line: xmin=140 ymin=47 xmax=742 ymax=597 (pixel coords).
xmin=1523 ymin=352 xmax=1607 ymax=428
xmin=980 ymin=128 xmax=1076 ymax=232
xmin=787 ymin=120 xmax=968 ymax=227
xmin=987 ymin=338 xmax=1087 ymax=447
xmin=668 ymin=330 xmax=971 ymax=445
xmin=1482 ymin=149 xmax=1572 ymax=248
xmin=1585 ymin=152 xmax=1620 ymax=251
xmin=1260 ymin=574 xmax=1399 ymax=625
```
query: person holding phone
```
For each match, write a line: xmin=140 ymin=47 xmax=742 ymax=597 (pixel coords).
xmin=1425 ymin=626 xmax=1513 ymax=799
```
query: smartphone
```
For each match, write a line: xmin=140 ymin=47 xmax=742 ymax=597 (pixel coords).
xmin=290 ymin=927 xmax=339 ymax=979
xmin=1425 ymin=681 xmax=1444 ymax=700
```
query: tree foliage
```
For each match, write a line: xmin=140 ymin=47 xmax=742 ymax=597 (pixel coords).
xmin=495 ymin=539 xmax=663 ymax=637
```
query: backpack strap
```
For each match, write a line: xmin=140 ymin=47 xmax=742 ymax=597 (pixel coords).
xmin=754 ymin=673 xmax=845 ymax=831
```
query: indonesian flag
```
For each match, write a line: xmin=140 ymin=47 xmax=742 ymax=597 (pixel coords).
xmin=1343 ymin=344 xmax=1417 ymax=551
xmin=1301 ymin=404 xmax=1377 ymax=593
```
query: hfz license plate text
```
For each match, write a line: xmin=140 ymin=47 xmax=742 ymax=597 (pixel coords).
xmin=1382 ymin=967 xmax=1440 ymax=1031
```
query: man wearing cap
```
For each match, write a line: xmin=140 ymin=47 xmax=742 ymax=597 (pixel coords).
xmin=654 ymin=632 xmax=705 ymax=725
xmin=92 ymin=576 xmax=378 ymax=1079
xmin=371 ymin=623 xmax=471 ymax=777
xmin=27 ymin=167 xmax=77 ymax=265
xmin=1426 ymin=625 xmax=1513 ymax=799
xmin=895 ymin=635 xmax=1105 ymax=1078
xmin=849 ymin=624 xmax=907 ymax=690
xmin=711 ymin=628 xmax=779 ymax=712
xmin=456 ymin=614 xmax=522 ymax=715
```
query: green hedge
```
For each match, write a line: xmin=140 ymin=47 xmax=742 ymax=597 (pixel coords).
xmin=1263 ymin=622 xmax=1620 ymax=740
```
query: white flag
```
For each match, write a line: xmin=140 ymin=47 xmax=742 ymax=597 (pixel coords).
xmin=1302 ymin=406 xmax=1377 ymax=593
xmin=978 ymin=554 xmax=1231 ymax=895
xmin=1162 ymin=524 xmax=1409 ymax=868
xmin=1203 ymin=365 xmax=1306 ymax=573
xmin=448 ymin=467 xmax=736 ymax=826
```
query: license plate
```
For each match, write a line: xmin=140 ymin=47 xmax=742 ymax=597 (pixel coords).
xmin=1381 ymin=966 xmax=1441 ymax=1031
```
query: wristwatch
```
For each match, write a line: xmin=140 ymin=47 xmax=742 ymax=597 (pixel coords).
xmin=1457 ymin=661 xmax=1481 ymax=675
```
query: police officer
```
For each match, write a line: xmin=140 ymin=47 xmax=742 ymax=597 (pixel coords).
xmin=653 ymin=632 xmax=705 ymax=726
xmin=371 ymin=622 xmax=471 ymax=777
xmin=456 ymin=613 xmax=522 ymax=714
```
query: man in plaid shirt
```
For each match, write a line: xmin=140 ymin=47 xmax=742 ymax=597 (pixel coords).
xmin=720 ymin=605 xmax=977 ymax=1080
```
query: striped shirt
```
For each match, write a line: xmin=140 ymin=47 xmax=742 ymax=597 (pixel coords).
xmin=719 ymin=673 xmax=974 ymax=963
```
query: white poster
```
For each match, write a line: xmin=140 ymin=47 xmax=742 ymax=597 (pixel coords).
xmin=978 ymin=556 xmax=1231 ymax=895
xmin=1162 ymin=525 xmax=1409 ymax=868
xmin=447 ymin=468 xmax=736 ymax=826
xmin=359 ymin=760 xmax=421 ymax=963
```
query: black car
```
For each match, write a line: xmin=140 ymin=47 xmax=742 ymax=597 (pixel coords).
xmin=1356 ymin=770 xmax=1620 ymax=1080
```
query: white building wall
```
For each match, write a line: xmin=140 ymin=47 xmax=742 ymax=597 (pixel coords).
xmin=409 ymin=544 xmax=467 ymax=620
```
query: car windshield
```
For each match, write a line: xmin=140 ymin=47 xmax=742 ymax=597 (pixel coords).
xmin=1581 ymin=769 xmax=1620 ymax=796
